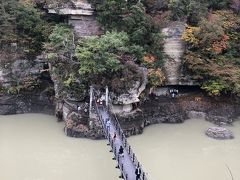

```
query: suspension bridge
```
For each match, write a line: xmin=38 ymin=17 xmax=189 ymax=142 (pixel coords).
xmin=89 ymin=86 xmax=149 ymax=180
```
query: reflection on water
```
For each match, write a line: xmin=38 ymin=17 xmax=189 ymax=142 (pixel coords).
xmin=1 ymin=114 xmax=240 ymax=180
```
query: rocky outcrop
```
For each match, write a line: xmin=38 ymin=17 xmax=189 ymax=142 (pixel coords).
xmin=205 ymin=127 xmax=234 ymax=140
xmin=115 ymin=87 xmax=240 ymax=136
xmin=140 ymin=96 xmax=187 ymax=124
xmin=58 ymin=100 xmax=105 ymax=139
xmin=162 ymin=22 xmax=185 ymax=85
xmin=113 ymin=65 xmax=148 ymax=104
xmin=111 ymin=65 xmax=148 ymax=114
xmin=0 ymin=55 xmax=54 ymax=115
xmin=115 ymin=109 xmax=145 ymax=137
xmin=47 ymin=0 xmax=101 ymax=37
xmin=0 ymin=93 xmax=54 ymax=115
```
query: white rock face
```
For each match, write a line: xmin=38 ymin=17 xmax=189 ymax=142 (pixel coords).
xmin=0 ymin=69 xmax=4 ymax=82
xmin=111 ymin=104 xmax=133 ymax=114
xmin=72 ymin=0 xmax=92 ymax=9
xmin=47 ymin=0 xmax=100 ymax=37
xmin=48 ymin=8 xmax=94 ymax=15
xmin=162 ymin=22 xmax=186 ymax=85
xmin=115 ymin=67 xmax=148 ymax=105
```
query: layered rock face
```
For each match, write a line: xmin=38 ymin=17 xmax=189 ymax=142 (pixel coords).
xmin=162 ymin=22 xmax=198 ymax=85
xmin=116 ymin=87 xmax=240 ymax=137
xmin=0 ymin=55 xmax=54 ymax=115
xmin=47 ymin=0 xmax=101 ymax=37
xmin=57 ymin=100 xmax=105 ymax=139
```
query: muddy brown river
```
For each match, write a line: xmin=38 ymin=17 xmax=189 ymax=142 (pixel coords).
xmin=0 ymin=114 xmax=240 ymax=180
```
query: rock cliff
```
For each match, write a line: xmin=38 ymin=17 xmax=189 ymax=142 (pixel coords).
xmin=0 ymin=55 xmax=54 ymax=115
xmin=162 ymin=22 xmax=198 ymax=85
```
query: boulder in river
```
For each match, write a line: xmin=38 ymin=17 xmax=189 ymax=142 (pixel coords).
xmin=205 ymin=127 xmax=234 ymax=140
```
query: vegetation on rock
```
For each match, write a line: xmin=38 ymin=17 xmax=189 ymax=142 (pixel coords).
xmin=1 ymin=0 xmax=240 ymax=98
xmin=0 ymin=0 xmax=52 ymax=59
xmin=182 ymin=9 xmax=240 ymax=96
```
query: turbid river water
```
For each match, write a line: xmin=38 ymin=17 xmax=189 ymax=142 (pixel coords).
xmin=0 ymin=114 xmax=240 ymax=180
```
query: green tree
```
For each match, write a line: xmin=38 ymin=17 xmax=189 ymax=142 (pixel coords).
xmin=169 ymin=0 xmax=208 ymax=25
xmin=206 ymin=0 xmax=230 ymax=10
xmin=16 ymin=5 xmax=51 ymax=58
xmin=0 ymin=0 xmax=51 ymax=58
xmin=0 ymin=0 xmax=18 ymax=45
xmin=96 ymin=1 xmax=163 ymax=65
xmin=96 ymin=0 xmax=127 ymax=30
xmin=75 ymin=31 xmax=144 ymax=85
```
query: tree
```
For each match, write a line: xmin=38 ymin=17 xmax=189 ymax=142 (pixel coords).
xmin=45 ymin=24 xmax=75 ymax=68
xmin=169 ymin=0 xmax=208 ymax=25
xmin=16 ymin=5 xmax=51 ymax=58
xmin=230 ymin=0 xmax=240 ymax=14
xmin=96 ymin=0 xmax=127 ymax=30
xmin=95 ymin=1 xmax=163 ymax=65
xmin=182 ymin=10 xmax=240 ymax=96
xmin=75 ymin=32 xmax=127 ymax=82
xmin=0 ymin=0 xmax=51 ymax=58
xmin=0 ymin=0 xmax=17 ymax=45
xmin=142 ymin=0 xmax=169 ymax=12
xmin=206 ymin=0 xmax=230 ymax=10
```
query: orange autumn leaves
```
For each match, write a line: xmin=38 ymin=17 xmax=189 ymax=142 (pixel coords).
xmin=143 ymin=54 xmax=165 ymax=86
xmin=182 ymin=9 xmax=240 ymax=96
xmin=182 ymin=10 xmax=239 ymax=55
xmin=182 ymin=26 xmax=230 ymax=54
xmin=212 ymin=34 xmax=229 ymax=54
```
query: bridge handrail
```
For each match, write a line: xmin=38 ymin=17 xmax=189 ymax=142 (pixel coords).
xmin=92 ymin=92 xmax=128 ymax=180
xmin=92 ymin=89 xmax=148 ymax=180
xmin=92 ymin=94 xmax=107 ymax=136
xmin=107 ymin=108 xmax=149 ymax=180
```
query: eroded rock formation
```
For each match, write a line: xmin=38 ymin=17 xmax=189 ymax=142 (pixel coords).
xmin=0 ymin=55 xmax=54 ymax=115
xmin=162 ymin=22 xmax=198 ymax=85
xmin=47 ymin=0 xmax=101 ymax=37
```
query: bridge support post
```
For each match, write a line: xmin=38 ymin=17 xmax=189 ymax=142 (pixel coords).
xmin=89 ymin=85 xmax=93 ymax=118
xmin=105 ymin=86 xmax=109 ymax=107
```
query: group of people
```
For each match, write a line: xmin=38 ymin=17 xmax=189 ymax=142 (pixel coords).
xmin=169 ymin=88 xmax=179 ymax=98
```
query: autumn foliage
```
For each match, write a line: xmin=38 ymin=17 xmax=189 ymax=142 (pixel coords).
xmin=182 ymin=10 xmax=240 ymax=96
